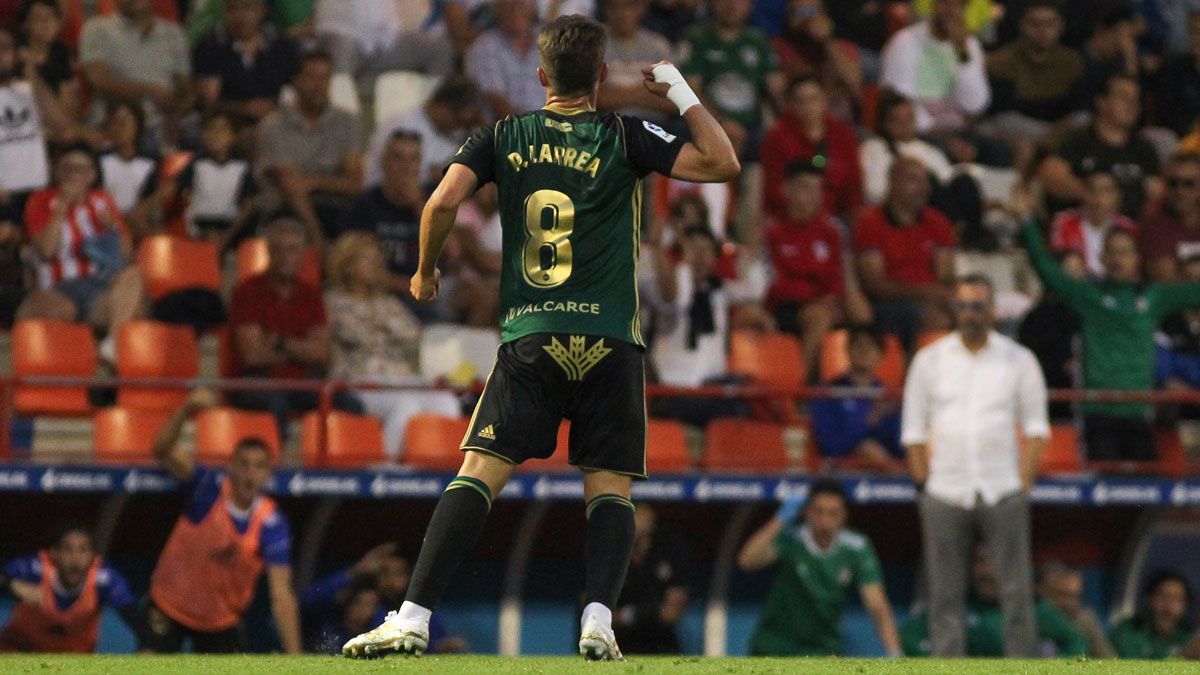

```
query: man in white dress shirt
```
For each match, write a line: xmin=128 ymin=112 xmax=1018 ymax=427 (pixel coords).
xmin=901 ymin=274 xmax=1049 ymax=657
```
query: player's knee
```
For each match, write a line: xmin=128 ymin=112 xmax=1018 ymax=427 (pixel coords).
xmin=583 ymin=470 xmax=632 ymax=501
xmin=458 ymin=450 xmax=513 ymax=495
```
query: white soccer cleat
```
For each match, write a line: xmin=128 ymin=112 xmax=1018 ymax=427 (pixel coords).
xmin=579 ymin=613 xmax=625 ymax=662
xmin=342 ymin=611 xmax=429 ymax=659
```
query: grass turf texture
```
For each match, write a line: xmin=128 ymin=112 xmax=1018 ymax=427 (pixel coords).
xmin=0 ymin=656 xmax=1190 ymax=673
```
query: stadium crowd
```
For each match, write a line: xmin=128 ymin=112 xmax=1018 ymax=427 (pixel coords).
xmin=0 ymin=0 xmax=1199 ymax=661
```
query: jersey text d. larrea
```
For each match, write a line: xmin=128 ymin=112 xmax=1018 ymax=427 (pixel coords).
xmin=507 ymin=144 xmax=602 ymax=178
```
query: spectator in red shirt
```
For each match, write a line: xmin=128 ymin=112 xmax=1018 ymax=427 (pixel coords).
xmin=1049 ymin=169 xmax=1136 ymax=279
xmin=1139 ymin=153 xmax=1200 ymax=282
xmin=853 ymin=156 xmax=956 ymax=351
xmin=761 ymin=75 xmax=862 ymax=223
xmin=229 ymin=215 xmax=362 ymax=435
xmin=16 ymin=144 xmax=145 ymax=363
xmin=766 ymin=158 xmax=847 ymax=377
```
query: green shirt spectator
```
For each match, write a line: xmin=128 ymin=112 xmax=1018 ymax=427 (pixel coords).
xmin=1110 ymin=572 xmax=1199 ymax=660
xmin=680 ymin=0 xmax=783 ymax=137
xmin=737 ymin=481 xmax=901 ymax=657
xmin=188 ymin=0 xmax=315 ymax=44
xmin=900 ymin=599 xmax=1089 ymax=657
xmin=1110 ymin=615 xmax=1191 ymax=659
xmin=1019 ymin=216 xmax=1200 ymax=461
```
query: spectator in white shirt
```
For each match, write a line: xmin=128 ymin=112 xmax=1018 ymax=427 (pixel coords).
xmin=364 ymin=75 xmax=485 ymax=188
xmin=879 ymin=0 xmax=990 ymax=134
xmin=901 ymin=274 xmax=1049 ymax=658
xmin=314 ymin=0 xmax=454 ymax=80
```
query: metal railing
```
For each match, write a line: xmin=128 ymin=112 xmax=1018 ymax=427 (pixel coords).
xmin=3 ymin=375 xmax=1199 ymax=467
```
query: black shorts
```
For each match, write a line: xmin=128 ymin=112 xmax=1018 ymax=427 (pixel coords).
xmin=136 ymin=596 xmax=243 ymax=654
xmin=461 ymin=333 xmax=647 ymax=478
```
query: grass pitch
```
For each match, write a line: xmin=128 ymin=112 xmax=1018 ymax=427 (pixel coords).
xmin=0 ymin=655 xmax=1190 ymax=674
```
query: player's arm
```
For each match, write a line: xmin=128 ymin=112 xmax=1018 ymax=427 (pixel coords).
xmin=266 ymin=564 xmax=302 ymax=654
xmin=860 ymin=582 xmax=902 ymax=657
xmin=737 ymin=496 xmax=804 ymax=571
xmin=153 ymin=389 xmax=219 ymax=481
xmin=641 ymin=62 xmax=741 ymax=183
xmin=411 ymin=163 xmax=480 ymax=301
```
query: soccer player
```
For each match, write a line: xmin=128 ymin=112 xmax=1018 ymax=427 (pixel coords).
xmin=342 ymin=14 xmax=739 ymax=661
xmin=0 ymin=525 xmax=136 ymax=653
xmin=138 ymin=389 xmax=301 ymax=654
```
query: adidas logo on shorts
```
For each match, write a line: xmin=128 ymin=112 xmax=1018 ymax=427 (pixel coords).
xmin=478 ymin=425 xmax=496 ymax=440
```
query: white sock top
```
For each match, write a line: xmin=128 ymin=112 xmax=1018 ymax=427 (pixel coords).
xmin=581 ymin=602 xmax=612 ymax=629
xmin=396 ymin=600 xmax=432 ymax=623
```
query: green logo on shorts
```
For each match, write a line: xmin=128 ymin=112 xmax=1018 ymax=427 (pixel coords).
xmin=543 ymin=335 xmax=611 ymax=381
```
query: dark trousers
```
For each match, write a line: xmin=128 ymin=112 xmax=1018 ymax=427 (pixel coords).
xmin=230 ymin=389 xmax=364 ymax=439
xmin=1083 ymin=415 xmax=1156 ymax=462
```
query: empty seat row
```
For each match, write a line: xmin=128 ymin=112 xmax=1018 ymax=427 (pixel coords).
xmin=139 ymin=234 xmax=321 ymax=301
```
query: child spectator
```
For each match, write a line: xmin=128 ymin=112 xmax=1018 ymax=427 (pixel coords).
xmin=97 ymin=102 xmax=159 ymax=238
xmin=810 ymin=325 xmax=903 ymax=470
xmin=167 ymin=111 xmax=258 ymax=248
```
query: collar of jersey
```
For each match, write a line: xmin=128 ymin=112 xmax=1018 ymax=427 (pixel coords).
xmin=541 ymin=103 xmax=595 ymax=117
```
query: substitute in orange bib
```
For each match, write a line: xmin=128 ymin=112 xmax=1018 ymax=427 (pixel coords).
xmin=0 ymin=525 xmax=135 ymax=653
xmin=138 ymin=389 xmax=301 ymax=654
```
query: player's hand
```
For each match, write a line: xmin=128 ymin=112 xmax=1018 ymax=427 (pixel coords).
xmin=410 ymin=269 xmax=441 ymax=302
xmin=642 ymin=61 xmax=674 ymax=98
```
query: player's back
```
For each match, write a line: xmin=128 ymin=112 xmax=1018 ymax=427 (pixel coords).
xmin=453 ymin=106 xmax=683 ymax=347
xmin=493 ymin=108 xmax=644 ymax=346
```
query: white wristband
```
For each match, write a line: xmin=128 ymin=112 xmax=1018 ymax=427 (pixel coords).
xmin=652 ymin=63 xmax=700 ymax=115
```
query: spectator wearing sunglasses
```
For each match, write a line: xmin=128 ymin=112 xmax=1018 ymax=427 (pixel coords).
xmin=1139 ymin=153 xmax=1200 ymax=283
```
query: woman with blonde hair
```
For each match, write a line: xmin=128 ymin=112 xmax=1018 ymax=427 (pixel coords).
xmin=326 ymin=231 xmax=460 ymax=459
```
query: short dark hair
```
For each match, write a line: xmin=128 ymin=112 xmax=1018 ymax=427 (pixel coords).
xmin=1081 ymin=166 xmax=1118 ymax=184
xmin=1022 ymin=0 xmax=1063 ymax=17
xmin=297 ymin=49 xmax=333 ymax=74
xmin=201 ymin=109 xmax=236 ymax=130
xmin=807 ymin=479 xmax=847 ymax=506
xmin=786 ymin=74 xmax=823 ymax=97
xmin=55 ymin=141 xmax=95 ymax=167
xmin=538 ymin=15 xmax=607 ymax=96
xmin=1143 ymin=570 xmax=1194 ymax=612
xmin=847 ymin=324 xmax=885 ymax=352
xmin=1092 ymin=0 xmax=1134 ymax=31
xmin=19 ymin=0 xmax=62 ymax=24
xmin=48 ymin=521 xmax=93 ymax=550
xmin=430 ymin=74 xmax=483 ymax=110
xmin=669 ymin=193 xmax=709 ymax=223
xmin=233 ymin=436 xmax=272 ymax=458
xmin=785 ymin=157 xmax=825 ymax=179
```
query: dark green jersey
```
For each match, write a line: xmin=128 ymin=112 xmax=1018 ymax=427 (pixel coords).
xmin=451 ymin=109 xmax=684 ymax=346
xmin=1021 ymin=220 xmax=1200 ymax=418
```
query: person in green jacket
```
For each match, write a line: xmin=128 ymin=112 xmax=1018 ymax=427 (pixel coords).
xmin=1014 ymin=188 xmax=1200 ymax=461
xmin=738 ymin=480 xmax=902 ymax=656
xmin=1110 ymin=571 xmax=1199 ymax=659
xmin=901 ymin=546 xmax=1089 ymax=657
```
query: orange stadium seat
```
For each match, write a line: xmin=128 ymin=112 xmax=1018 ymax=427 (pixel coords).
xmin=137 ymin=235 xmax=221 ymax=300
xmin=1157 ymin=429 xmax=1189 ymax=477
xmin=729 ymin=330 xmax=805 ymax=394
xmin=236 ymin=237 xmax=321 ymax=288
xmin=703 ymin=419 xmax=789 ymax=472
xmin=13 ymin=320 xmax=95 ymax=416
xmin=116 ymin=321 xmax=198 ymax=411
xmin=1039 ymin=424 xmax=1081 ymax=474
xmin=301 ymin=412 xmax=387 ymax=468
xmin=93 ymin=407 xmax=172 ymax=464
xmin=647 ymin=419 xmax=691 ymax=472
xmin=194 ymin=408 xmax=280 ymax=464
xmin=404 ymin=414 xmax=470 ymax=470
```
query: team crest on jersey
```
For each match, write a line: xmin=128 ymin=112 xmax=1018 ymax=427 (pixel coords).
xmin=544 ymin=336 xmax=611 ymax=381
xmin=643 ymin=120 xmax=677 ymax=143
